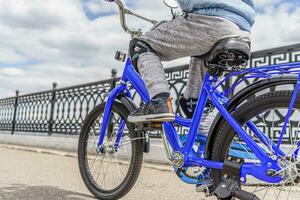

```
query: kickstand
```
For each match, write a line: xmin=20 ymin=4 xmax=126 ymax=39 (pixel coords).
xmin=213 ymin=157 xmax=260 ymax=200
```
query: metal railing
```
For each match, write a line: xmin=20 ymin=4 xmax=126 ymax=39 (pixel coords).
xmin=0 ymin=43 xmax=300 ymax=140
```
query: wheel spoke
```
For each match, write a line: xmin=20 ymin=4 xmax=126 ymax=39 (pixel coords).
xmin=80 ymin=108 xmax=138 ymax=194
xmin=114 ymin=153 xmax=122 ymax=179
xmin=95 ymin=154 xmax=107 ymax=183
xmin=231 ymin=137 xmax=259 ymax=163
xmin=217 ymin=91 xmax=300 ymax=200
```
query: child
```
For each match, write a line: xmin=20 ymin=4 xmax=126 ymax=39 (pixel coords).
xmin=128 ymin=0 xmax=255 ymax=123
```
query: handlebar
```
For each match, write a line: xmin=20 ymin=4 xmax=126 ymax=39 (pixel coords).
xmin=105 ymin=0 xmax=158 ymax=37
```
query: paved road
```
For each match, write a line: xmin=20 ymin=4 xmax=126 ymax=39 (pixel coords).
xmin=0 ymin=146 xmax=214 ymax=200
xmin=1 ymin=145 xmax=300 ymax=200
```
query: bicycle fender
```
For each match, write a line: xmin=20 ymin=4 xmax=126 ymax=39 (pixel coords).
xmin=116 ymin=94 xmax=139 ymax=113
xmin=204 ymin=75 xmax=298 ymax=160
xmin=116 ymin=95 xmax=149 ymax=152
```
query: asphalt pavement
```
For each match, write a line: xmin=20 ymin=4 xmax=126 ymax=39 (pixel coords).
xmin=1 ymin=138 xmax=300 ymax=200
xmin=0 ymin=145 xmax=214 ymax=200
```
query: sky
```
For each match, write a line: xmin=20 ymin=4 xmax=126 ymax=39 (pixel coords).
xmin=0 ymin=0 xmax=300 ymax=97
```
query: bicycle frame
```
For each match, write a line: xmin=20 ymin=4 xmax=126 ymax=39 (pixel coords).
xmin=98 ymin=58 xmax=300 ymax=184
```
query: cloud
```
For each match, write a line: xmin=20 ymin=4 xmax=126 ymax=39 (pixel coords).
xmin=0 ymin=0 xmax=299 ymax=98
xmin=82 ymin=0 xmax=118 ymax=19
xmin=0 ymin=67 xmax=25 ymax=77
xmin=0 ymin=0 xmax=126 ymax=97
xmin=0 ymin=48 xmax=28 ymax=64
xmin=252 ymin=2 xmax=300 ymax=50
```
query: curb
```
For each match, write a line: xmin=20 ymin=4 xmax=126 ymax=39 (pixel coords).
xmin=0 ymin=133 xmax=171 ymax=165
xmin=0 ymin=143 xmax=173 ymax=172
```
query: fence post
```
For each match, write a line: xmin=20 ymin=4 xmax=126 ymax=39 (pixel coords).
xmin=111 ymin=68 xmax=118 ymax=89
xmin=48 ymin=82 xmax=57 ymax=136
xmin=11 ymin=90 xmax=19 ymax=135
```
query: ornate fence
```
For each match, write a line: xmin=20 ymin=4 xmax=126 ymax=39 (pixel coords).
xmin=0 ymin=43 xmax=300 ymax=139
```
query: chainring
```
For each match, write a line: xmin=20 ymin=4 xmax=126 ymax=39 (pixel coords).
xmin=173 ymin=135 xmax=211 ymax=184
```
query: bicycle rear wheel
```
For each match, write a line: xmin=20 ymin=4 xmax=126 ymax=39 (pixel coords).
xmin=211 ymin=91 xmax=300 ymax=199
xmin=78 ymin=102 xmax=143 ymax=200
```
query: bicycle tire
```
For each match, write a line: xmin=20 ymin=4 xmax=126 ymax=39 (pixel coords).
xmin=78 ymin=102 xmax=143 ymax=200
xmin=211 ymin=91 xmax=300 ymax=199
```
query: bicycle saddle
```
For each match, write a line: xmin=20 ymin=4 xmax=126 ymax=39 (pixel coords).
xmin=196 ymin=37 xmax=251 ymax=70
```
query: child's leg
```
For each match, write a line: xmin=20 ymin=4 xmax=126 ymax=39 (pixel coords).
xmin=137 ymin=14 xmax=249 ymax=99
xmin=180 ymin=57 xmax=207 ymax=118
xmin=137 ymin=52 xmax=169 ymax=99
xmin=183 ymin=57 xmax=207 ymax=99
xmin=128 ymin=14 xmax=250 ymax=123
xmin=182 ymin=57 xmax=215 ymax=134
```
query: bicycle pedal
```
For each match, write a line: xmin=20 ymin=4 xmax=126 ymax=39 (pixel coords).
xmin=148 ymin=122 xmax=163 ymax=129
xmin=196 ymin=184 xmax=209 ymax=194
xmin=135 ymin=122 xmax=162 ymax=131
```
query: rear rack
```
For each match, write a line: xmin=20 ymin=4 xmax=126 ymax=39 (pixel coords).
xmin=215 ymin=62 xmax=300 ymax=95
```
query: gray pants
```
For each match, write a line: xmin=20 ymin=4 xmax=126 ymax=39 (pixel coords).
xmin=138 ymin=14 xmax=250 ymax=99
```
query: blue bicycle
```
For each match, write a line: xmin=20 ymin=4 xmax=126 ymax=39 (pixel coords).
xmin=78 ymin=1 xmax=300 ymax=199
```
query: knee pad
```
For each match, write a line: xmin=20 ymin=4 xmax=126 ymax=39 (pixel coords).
xmin=129 ymin=38 xmax=155 ymax=73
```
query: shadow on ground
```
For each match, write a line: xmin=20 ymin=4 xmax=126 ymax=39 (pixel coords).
xmin=0 ymin=184 xmax=96 ymax=200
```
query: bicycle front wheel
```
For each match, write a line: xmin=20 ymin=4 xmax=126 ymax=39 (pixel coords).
xmin=211 ymin=91 xmax=300 ymax=200
xmin=78 ymin=102 xmax=143 ymax=200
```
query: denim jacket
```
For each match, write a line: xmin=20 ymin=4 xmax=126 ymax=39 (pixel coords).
xmin=177 ymin=0 xmax=256 ymax=32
